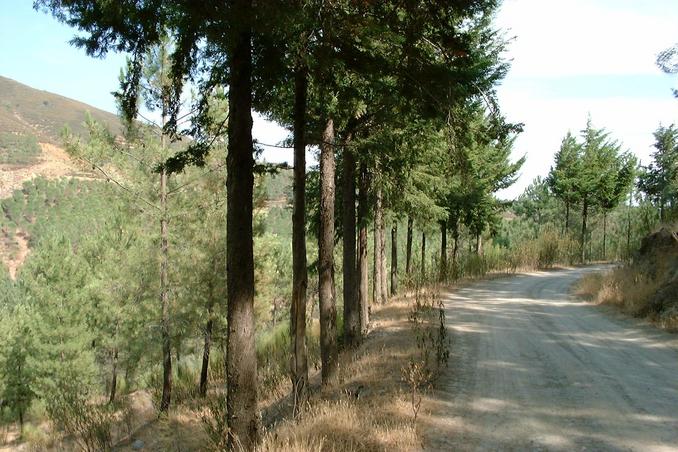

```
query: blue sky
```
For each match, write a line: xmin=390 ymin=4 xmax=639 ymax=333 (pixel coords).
xmin=2 ymin=1 xmax=677 ymax=199
xmin=0 ymin=2 xmax=126 ymax=112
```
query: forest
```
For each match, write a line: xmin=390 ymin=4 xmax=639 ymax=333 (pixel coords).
xmin=1 ymin=1 xmax=677 ymax=451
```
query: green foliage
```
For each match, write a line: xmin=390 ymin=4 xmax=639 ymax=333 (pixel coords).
xmin=0 ymin=177 xmax=117 ymax=248
xmin=638 ymin=124 xmax=678 ymax=221
xmin=0 ymin=304 xmax=35 ymax=431
xmin=22 ymin=236 xmax=100 ymax=401
xmin=547 ymin=132 xmax=582 ymax=208
xmin=544 ymin=118 xmax=637 ymax=261
xmin=45 ymin=388 xmax=114 ymax=452
xmin=656 ymin=43 xmax=678 ymax=97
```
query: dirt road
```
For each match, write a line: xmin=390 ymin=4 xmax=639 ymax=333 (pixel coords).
xmin=424 ymin=266 xmax=678 ymax=452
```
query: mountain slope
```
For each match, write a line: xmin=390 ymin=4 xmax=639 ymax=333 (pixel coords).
xmin=0 ymin=76 xmax=122 ymax=275
xmin=0 ymin=75 xmax=122 ymax=144
xmin=0 ymin=76 xmax=121 ymax=198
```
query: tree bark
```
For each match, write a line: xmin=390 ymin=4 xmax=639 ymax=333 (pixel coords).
xmin=226 ymin=1 xmax=258 ymax=446
xmin=342 ymin=141 xmax=359 ymax=346
xmin=565 ymin=201 xmax=570 ymax=233
xmin=318 ymin=117 xmax=337 ymax=384
xmin=290 ymin=63 xmax=309 ymax=414
xmin=159 ymin=167 xmax=172 ymax=414
xmin=358 ymin=164 xmax=369 ymax=335
xmin=405 ymin=216 xmax=413 ymax=274
xmin=440 ymin=220 xmax=447 ymax=280
xmin=475 ymin=234 xmax=483 ymax=256
xmin=379 ymin=210 xmax=387 ymax=304
xmin=581 ymin=197 xmax=588 ymax=263
xmin=199 ymin=314 xmax=213 ymax=397
xmin=421 ymin=232 xmax=426 ymax=277
xmin=373 ymin=190 xmax=383 ymax=305
xmin=390 ymin=223 xmax=398 ymax=296
xmin=451 ymin=220 xmax=459 ymax=276
xmin=200 ymin=254 xmax=218 ymax=398
xmin=109 ymin=348 xmax=118 ymax=404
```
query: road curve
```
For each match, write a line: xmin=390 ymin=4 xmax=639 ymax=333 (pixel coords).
xmin=423 ymin=266 xmax=678 ymax=452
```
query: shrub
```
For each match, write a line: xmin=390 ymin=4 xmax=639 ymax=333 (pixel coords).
xmin=45 ymin=388 xmax=114 ymax=452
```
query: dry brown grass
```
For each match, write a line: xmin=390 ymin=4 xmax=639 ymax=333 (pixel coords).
xmin=108 ymin=296 xmax=430 ymax=451
xmin=257 ymin=299 xmax=426 ymax=451
xmin=576 ymin=267 xmax=663 ymax=318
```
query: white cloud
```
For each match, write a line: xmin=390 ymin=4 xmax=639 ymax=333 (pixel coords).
xmin=495 ymin=0 xmax=678 ymax=199
xmin=496 ymin=0 xmax=678 ymax=77
xmin=252 ymin=113 xmax=292 ymax=164
xmin=497 ymin=89 xmax=678 ymax=199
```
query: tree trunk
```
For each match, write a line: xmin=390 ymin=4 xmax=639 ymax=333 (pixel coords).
xmin=379 ymin=212 xmax=387 ymax=304
xmin=440 ymin=220 xmax=447 ymax=280
xmin=159 ymin=168 xmax=172 ymax=414
xmin=342 ymin=141 xmax=359 ymax=346
xmin=226 ymin=1 xmax=258 ymax=446
xmin=451 ymin=220 xmax=459 ymax=276
xmin=358 ymin=164 xmax=369 ymax=335
xmin=290 ymin=63 xmax=309 ymax=414
xmin=200 ymin=256 xmax=218 ymax=398
xmin=109 ymin=348 xmax=118 ymax=404
xmin=564 ymin=201 xmax=570 ymax=233
xmin=660 ymin=200 xmax=665 ymax=223
xmin=390 ymin=223 xmax=398 ymax=296
xmin=373 ymin=190 xmax=383 ymax=305
xmin=602 ymin=211 xmax=607 ymax=260
xmin=475 ymin=233 xmax=483 ymax=256
xmin=627 ymin=191 xmax=632 ymax=259
xmin=421 ymin=232 xmax=426 ymax=277
xmin=199 ymin=314 xmax=213 ymax=397
xmin=580 ymin=197 xmax=588 ymax=263
xmin=406 ymin=216 xmax=413 ymax=274
xmin=318 ymin=117 xmax=337 ymax=384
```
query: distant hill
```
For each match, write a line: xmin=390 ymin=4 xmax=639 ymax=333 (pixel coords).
xmin=0 ymin=75 xmax=122 ymax=144
xmin=0 ymin=76 xmax=122 ymax=199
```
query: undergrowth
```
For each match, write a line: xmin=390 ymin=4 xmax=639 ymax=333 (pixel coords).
xmin=402 ymin=280 xmax=450 ymax=424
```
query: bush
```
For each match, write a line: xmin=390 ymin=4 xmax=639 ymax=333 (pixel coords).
xmin=22 ymin=423 xmax=54 ymax=451
xmin=45 ymin=388 xmax=114 ymax=452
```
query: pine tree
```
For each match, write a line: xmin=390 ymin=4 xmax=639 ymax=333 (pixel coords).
xmin=547 ymin=132 xmax=582 ymax=232
xmin=573 ymin=118 xmax=632 ymax=262
xmin=638 ymin=125 xmax=678 ymax=222
xmin=0 ymin=304 xmax=35 ymax=435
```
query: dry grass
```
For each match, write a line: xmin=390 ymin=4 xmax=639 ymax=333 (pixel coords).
xmin=11 ymin=295 xmax=435 ymax=451
xmin=112 ymin=405 xmax=208 ymax=451
xmin=257 ymin=299 xmax=426 ymax=451
xmin=106 ymin=297 xmax=431 ymax=451
xmin=576 ymin=267 xmax=664 ymax=319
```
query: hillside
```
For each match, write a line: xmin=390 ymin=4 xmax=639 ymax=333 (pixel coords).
xmin=0 ymin=76 xmax=122 ymax=197
xmin=0 ymin=76 xmax=125 ymax=276
xmin=0 ymin=75 xmax=122 ymax=145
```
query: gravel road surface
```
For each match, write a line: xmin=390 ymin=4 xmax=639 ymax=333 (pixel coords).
xmin=424 ymin=266 xmax=678 ymax=451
